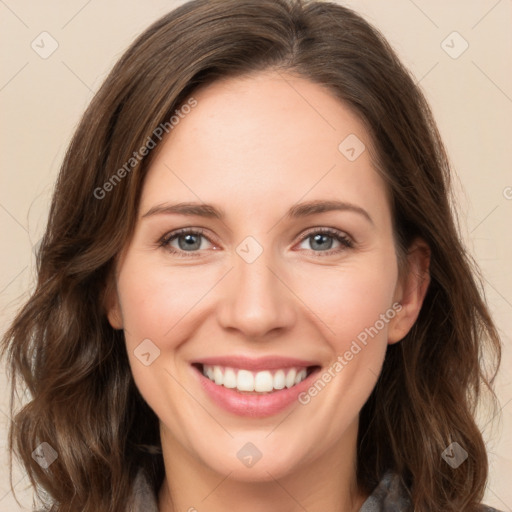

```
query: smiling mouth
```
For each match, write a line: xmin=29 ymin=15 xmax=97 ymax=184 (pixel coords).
xmin=192 ymin=363 xmax=320 ymax=394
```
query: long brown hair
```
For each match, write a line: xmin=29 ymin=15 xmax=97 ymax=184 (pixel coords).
xmin=1 ymin=1 xmax=501 ymax=510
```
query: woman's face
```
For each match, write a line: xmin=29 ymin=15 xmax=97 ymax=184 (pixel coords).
xmin=107 ymin=70 xmax=424 ymax=482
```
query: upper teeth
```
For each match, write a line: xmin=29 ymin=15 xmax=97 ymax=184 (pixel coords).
xmin=202 ymin=365 xmax=309 ymax=393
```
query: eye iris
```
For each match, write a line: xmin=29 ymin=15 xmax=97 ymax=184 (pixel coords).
xmin=178 ymin=234 xmax=201 ymax=251
xmin=310 ymin=233 xmax=333 ymax=251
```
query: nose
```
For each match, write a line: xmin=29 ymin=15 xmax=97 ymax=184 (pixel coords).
xmin=216 ymin=247 xmax=297 ymax=340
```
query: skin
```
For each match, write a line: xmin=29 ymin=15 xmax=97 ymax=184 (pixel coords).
xmin=107 ymin=70 xmax=430 ymax=512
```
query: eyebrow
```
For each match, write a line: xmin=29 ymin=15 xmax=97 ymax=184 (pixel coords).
xmin=141 ymin=199 xmax=374 ymax=225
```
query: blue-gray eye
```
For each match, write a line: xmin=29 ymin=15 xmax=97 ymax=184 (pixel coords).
xmin=160 ymin=229 xmax=212 ymax=254
xmin=298 ymin=230 xmax=352 ymax=252
xmin=177 ymin=233 xmax=203 ymax=251
xmin=309 ymin=233 xmax=334 ymax=250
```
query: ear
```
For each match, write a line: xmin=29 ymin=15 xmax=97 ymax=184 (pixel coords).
xmin=388 ymin=237 xmax=431 ymax=344
xmin=102 ymin=272 xmax=124 ymax=330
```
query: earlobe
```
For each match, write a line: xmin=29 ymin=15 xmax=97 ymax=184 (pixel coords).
xmin=107 ymin=302 xmax=124 ymax=330
xmin=103 ymin=275 xmax=124 ymax=330
xmin=388 ymin=238 xmax=431 ymax=344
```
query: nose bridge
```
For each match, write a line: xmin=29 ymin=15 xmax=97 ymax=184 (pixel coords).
xmin=216 ymin=238 xmax=296 ymax=338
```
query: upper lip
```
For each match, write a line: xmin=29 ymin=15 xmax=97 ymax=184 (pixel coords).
xmin=191 ymin=355 xmax=320 ymax=371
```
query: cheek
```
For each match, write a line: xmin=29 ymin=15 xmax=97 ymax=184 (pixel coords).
xmin=115 ymin=258 xmax=225 ymax=407
xmin=116 ymin=258 xmax=223 ymax=344
xmin=116 ymin=259 xmax=211 ymax=431
xmin=291 ymin=257 xmax=398 ymax=352
xmin=291 ymin=264 xmax=398 ymax=443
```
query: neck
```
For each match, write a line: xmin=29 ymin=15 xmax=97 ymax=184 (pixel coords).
xmin=157 ymin=418 xmax=368 ymax=512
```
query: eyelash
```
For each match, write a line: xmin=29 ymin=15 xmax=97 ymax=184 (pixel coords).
xmin=298 ymin=228 xmax=354 ymax=256
xmin=157 ymin=227 xmax=354 ymax=258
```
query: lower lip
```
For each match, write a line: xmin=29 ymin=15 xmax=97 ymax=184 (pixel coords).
xmin=193 ymin=365 xmax=320 ymax=418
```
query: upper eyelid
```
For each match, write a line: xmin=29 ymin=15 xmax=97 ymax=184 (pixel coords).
xmin=298 ymin=226 xmax=351 ymax=239
xmin=160 ymin=227 xmax=216 ymax=245
xmin=161 ymin=226 xmax=353 ymax=249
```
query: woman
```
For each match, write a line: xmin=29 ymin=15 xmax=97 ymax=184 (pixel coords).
xmin=1 ymin=0 xmax=503 ymax=511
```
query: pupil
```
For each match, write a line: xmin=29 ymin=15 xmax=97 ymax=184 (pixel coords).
xmin=311 ymin=234 xmax=332 ymax=251
xmin=179 ymin=234 xmax=201 ymax=251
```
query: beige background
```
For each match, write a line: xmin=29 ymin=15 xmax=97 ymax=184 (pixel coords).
xmin=1 ymin=0 xmax=511 ymax=510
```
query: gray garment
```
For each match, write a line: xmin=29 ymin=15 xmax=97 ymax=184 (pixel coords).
xmin=127 ymin=469 xmax=159 ymax=512
xmin=127 ymin=469 xmax=502 ymax=511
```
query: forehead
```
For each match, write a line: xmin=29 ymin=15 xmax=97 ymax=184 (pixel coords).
xmin=140 ymin=70 xmax=390 ymax=225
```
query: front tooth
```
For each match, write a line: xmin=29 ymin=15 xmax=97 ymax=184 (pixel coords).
xmin=213 ymin=366 xmax=224 ymax=385
xmin=273 ymin=369 xmax=286 ymax=390
xmin=254 ymin=371 xmax=273 ymax=392
xmin=285 ymin=368 xmax=297 ymax=388
xmin=294 ymin=368 xmax=307 ymax=385
xmin=223 ymin=368 xmax=237 ymax=388
xmin=237 ymin=369 xmax=254 ymax=391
